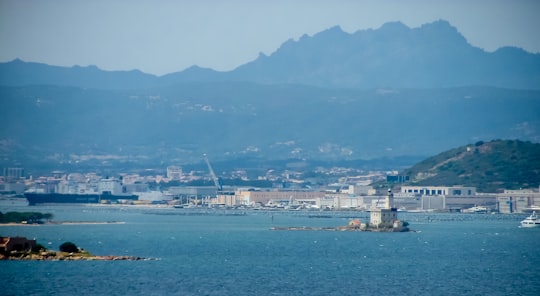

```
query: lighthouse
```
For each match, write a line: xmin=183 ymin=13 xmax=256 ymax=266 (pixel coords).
xmin=369 ymin=188 xmax=399 ymax=229
xmin=385 ymin=188 xmax=394 ymax=209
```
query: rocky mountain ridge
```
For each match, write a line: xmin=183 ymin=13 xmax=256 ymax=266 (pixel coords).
xmin=1 ymin=20 xmax=539 ymax=90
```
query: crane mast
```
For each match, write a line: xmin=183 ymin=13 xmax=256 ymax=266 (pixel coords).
xmin=204 ymin=154 xmax=222 ymax=191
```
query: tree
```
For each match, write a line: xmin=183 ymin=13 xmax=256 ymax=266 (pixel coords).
xmin=32 ymin=243 xmax=47 ymax=253
xmin=43 ymin=213 xmax=54 ymax=222
xmin=59 ymin=242 xmax=79 ymax=253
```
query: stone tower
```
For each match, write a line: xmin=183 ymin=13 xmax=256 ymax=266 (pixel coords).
xmin=385 ymin=188 xmax=394 ymax=209
xmin=370 ymin=188 xmax=398 ymax=229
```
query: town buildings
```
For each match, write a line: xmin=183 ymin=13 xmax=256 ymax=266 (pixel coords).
xmin=1 ymin=166 xmax=539 ymax=213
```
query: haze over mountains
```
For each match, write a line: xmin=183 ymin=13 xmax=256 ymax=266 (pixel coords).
xmin=2 ymin=20 xmax=540 ymax=90
xmin=1 ymin=20 xmax=539 ymax=173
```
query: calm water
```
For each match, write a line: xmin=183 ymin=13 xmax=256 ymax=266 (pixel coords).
xmin=1 ymin=205 xmax=539 ymax=296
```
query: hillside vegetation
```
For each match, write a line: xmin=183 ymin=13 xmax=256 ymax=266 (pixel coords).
xmin=401 ymin=140 xmax=540 ymax=193
xmin=1 ymin=84 xmax=539 ymax=170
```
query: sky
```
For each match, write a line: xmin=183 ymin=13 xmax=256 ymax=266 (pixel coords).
xmin=1 ymin=0 xmax=539 ymax=76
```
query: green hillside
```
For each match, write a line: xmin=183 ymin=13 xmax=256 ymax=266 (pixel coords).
xmin=401 ymin=140 xmax=540 ymax=193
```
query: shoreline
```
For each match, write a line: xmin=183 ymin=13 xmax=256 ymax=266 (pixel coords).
xmin=270 ymin=226 xmax=412 ymax=232
xmin=1 ymin=252 xmax=158 ymax=261
xmin=0 ymin=221 xmax=125 ymax=226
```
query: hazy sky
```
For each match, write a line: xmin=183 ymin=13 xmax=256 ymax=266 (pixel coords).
xmin=1 ymin=0 xmax=538 ymax=76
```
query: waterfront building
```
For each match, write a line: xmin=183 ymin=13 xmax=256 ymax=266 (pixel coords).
xmin=169 ymin=186 xmax=217 ymax=203
xmin=123 ymin=183 xmax=149 ymax=194
xmin=216 ymin=190 xmax=326 ymax=207
xmin=496 ymin=189 xmax=540 ymax=213
xmin=0 ymin=182 xmax=25 ymax=195
xmin=323 ymin=193 xmax=361 ymax=209
xmin=98 ymin=178 xmax=124 ymax=195
xmin=445 ymin=195 xmax=496 ymax=211
xmin=318 ymin=195 xmax=339 ymax=209
xmin=421 ymin=195 xmax=446 ymax=210
xmin=347 ymin=185 xmax=376 ymax=195
xmin=137 ymin=191 xmax=172 ymax=202
xmin=399 ymin=185 xmax=498 ymax=211
xmin=401 ymin=185 xmax=476 ymax=196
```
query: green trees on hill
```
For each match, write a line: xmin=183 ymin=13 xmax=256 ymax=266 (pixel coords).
xmin=402 ymin=140 xmax=540 ymax=193
xmin=0 ymin=211 xmax=53 ymax=224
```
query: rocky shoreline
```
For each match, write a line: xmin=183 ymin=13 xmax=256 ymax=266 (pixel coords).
xmin=0 ymin=221 xmax=125 ymax=226
xmin=1 ymin=251 xmax=157 ymax=261
xmin=270 ymin=226 xmax=411 ymax=232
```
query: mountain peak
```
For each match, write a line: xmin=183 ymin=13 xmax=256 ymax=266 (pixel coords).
xmin=421 ymin=19 xmax=454 ymax=29
xmin=10 ymin=58 xmax=25 ymax=64
xmin=309 ymin=25 xmax=349 ymax=44
xmin=378 ymin=21 xmax=410 ymax=33
xmin=417 ymin=19 xmax=466 ymax=43
xmin=320 ymin=25 xmax=346 ymax=34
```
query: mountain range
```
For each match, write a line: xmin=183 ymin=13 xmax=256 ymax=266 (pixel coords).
xmin=1 ymin=20 xmax=539 ymax=174
xmin=1 ymin=20 xmax=539 ymax=90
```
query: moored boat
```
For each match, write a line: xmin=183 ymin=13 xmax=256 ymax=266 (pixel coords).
xmin=520 ymin=211 xmax=540 ymax=228
xmin=462 ymin=206 xmax=489 ymax=213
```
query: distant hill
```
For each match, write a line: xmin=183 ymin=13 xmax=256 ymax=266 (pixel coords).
xmin=400 ymin=140 xmax=540 ymax=193
xmin=1 ymin=20 xmax=539 ymax=90
xmin=0 ymin=59 xmax=158 ymax=90
xmin=1 ymin=84 xmax=539 ymax=171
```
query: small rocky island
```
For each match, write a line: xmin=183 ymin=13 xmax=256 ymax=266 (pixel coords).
xmin=272 ymin=189 xmax=411 ymax=232
xmin=1 ymin=237 xmax=154 ymax=261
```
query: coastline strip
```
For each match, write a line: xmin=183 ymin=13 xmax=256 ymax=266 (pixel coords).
xmin=0 ymin=221 xmax=125 ymax=226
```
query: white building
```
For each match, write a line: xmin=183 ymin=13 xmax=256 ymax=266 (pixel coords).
xmin=98 ymin=178 xmax=124 ymax=195
xmin=167 ymin=166 xmax=183 ymax=180
xmin=401 ymin=186 xmax=476 ymax=196
xmin=217 ymin=190 xmax=326 ymax=207
xmin=137 ymin=191 xmax=171 ymax=202
xmin=496 ymin=189 xmax=540 ymax=213
xmin=398 ymin=186 xmax=501 ymax=211
xmin=348 ymin=185 xmax=376 ymax=195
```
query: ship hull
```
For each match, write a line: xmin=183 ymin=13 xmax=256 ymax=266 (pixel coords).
xmin=24 ymin=193 xmax=138 ymax=206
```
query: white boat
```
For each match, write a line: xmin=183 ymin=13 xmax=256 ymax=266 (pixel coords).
xmin=520 ymin=211 xmax=540 ymax=228
xmin=462 ymin=206 xmax=489 ymax=213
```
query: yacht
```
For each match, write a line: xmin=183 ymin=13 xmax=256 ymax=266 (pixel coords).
xmin=462 ymin=206 xmax=489 ymax=213
xmin=520 ymin=211 xmax=540 ymax=228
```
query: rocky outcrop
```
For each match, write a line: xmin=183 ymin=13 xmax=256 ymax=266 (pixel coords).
xmin=1 ymin=250 xmax=156 ymax=261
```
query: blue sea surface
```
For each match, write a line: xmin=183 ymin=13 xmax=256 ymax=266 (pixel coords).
xmin=1 ymin=205 xmax=539 ymax=296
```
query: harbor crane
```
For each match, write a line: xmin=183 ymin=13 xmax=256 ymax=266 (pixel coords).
xmin=203 ymin=154 xmax=222 ymax=192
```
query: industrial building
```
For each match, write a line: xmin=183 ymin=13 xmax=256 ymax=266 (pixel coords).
xmin=496 ymin=189 xmax=540 ymax=213
xmin=400 ymin=186 xmax=476 ymax=196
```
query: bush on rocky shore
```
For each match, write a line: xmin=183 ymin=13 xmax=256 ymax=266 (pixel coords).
xmin=1 ymin=239 xmax=153 ymax=261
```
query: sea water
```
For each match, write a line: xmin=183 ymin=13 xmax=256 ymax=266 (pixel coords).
xmin=1 ymin=205 xmax=539 ymax=296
